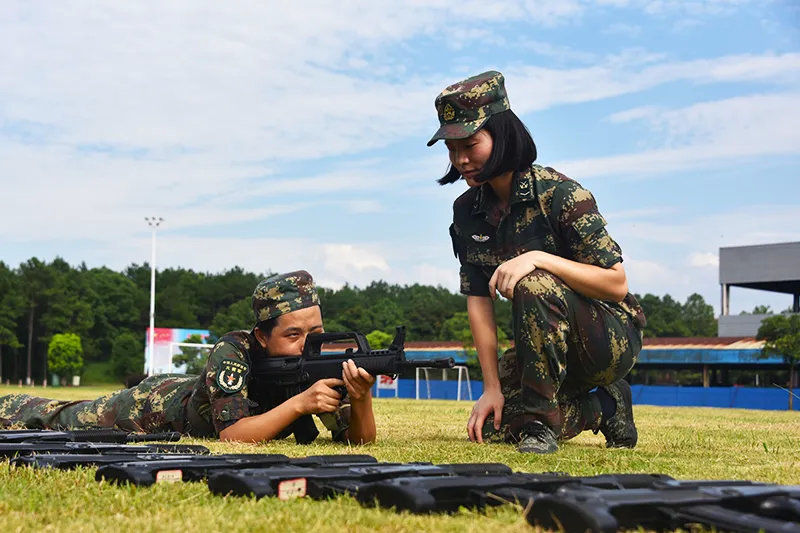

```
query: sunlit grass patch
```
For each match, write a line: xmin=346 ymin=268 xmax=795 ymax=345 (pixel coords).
xmin=1 ymin=384 xmax=798 ymax=532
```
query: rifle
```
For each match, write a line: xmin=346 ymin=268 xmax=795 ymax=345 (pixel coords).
xmin=0 ymin=428 xmax=181 ymax=443
xmin=353 ymin=473 xmax=800 ymax=532
xmin=248 ymin=326 xmax=454 ymax=444
xmin=250 ymin=326 xmax=454 ymax=392
xmin=11 ymin=452 xmax=208 ymax=470
xmin=208 ymin=462 xmax=511 ymax=499
xmin=0 ymin=441 xmax=210 ymax=459
xmin=97 ymin=454 xmax=378 ymax=486
xmin=526 ymin=481 xmax=800 ymax=533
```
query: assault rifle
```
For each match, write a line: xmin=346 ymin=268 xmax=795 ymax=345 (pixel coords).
xmin=248 ymin=326 xmax=453 ymax=443
xmin=96 ymin=454 xmax=378 ymax=486
xmin=0 ymin=441 xmax=209 ymax=458
xmin=208 ymin=462 xmax=511 ymax=499
xmin=0 ymin=428 xmax=181 ymax=443
xmin=250 ymin=326 xmax=454 ymax=391
xmin=0 ymin=429 xmax=208 ymax=458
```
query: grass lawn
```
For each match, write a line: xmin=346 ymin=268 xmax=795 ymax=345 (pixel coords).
xmin=1 ymin=384 xmax=798 ymax=532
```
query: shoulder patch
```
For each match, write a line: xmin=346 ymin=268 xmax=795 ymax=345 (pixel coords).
xmin=216 ymin=359 xmax=249 ymax=394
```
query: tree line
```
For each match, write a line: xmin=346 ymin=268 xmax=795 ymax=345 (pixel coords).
xmin=0 ymin=257 xmax=720 ymax=384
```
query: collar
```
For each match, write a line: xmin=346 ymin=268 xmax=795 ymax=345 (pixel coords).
xmin=470 ymin=168 xmax=537 ymax=216
xmin=509 ymin=167 xmax=536 ymax=205
xmin=471 ymin=183 xmax=495 ymax=216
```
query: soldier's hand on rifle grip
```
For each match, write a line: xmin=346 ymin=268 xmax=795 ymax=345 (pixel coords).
xmin=296 ymin=378 xmax=344 ymax=415
xmin=342 ymin=359 xmax=375 ymax=401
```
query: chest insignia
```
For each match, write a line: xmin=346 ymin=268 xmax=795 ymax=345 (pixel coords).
xmin=471 ymin=234 xmax=490 ymax=242
xmin=216 ymin=358 xmax=249 ymax=394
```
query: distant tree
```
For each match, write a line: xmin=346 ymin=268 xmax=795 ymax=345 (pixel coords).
xmin=683 ymin=293 xmax=717 ymax=337
xmin=83 ymin=267 xmax=144 ymax=362
xmin=47 ymin=333 xmax=84 ymax=381
xmin=366 ymin=330 xmax=393 ymax=350
xmin=757 ymin=314 xmax=800 ymax=410
xmin=439 ymin=312 xmax=473 ymax=345
xmin=635 ymin=293 xmax=718 ymax=337
xmin=18 ymin=258 xmax=54 ymax=383
xmin=172 ymin=333 xmax=209 ymax=375
xmin=209 ymin=298 xmax=253 ymax=341
xmin=743 ymin=305 xmax=771 ymax=315
xmin=40 ymin=259 xmax=95 ymax=354
xmin=0 ymin=262 xmax=24 ymax=382
xmin=110 ymin=332 xmax=145 ymax=380
xmin=321 ymin=318 xmax=347 ymax=333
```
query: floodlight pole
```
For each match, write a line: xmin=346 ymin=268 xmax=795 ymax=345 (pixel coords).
xmin=145 ymin=216 xmax=164 ymax=376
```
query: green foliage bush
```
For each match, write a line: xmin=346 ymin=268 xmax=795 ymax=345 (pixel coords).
xmin=209 ymin=298 xmax=253 ymax=341
xmin=47 ymin=333 xmax=84 ymax=377
xmin=110 ymin=332 xmax=144 ymax=379
xmin=366 ymin=330 xmax=393 ymax=349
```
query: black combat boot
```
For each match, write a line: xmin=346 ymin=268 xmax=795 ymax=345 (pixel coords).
xmin=598 ymin=379 xmax=637 ymax=448
xmin=517 ymin=420 xmax=558 ymax=454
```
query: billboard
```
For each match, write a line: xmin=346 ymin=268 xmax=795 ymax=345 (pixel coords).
xmin=144 ymin=327 xmax=211 ymax=375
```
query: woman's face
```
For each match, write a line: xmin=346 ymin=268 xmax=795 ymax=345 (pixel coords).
xmin=445 ymin=129 xmax=493 ymax=187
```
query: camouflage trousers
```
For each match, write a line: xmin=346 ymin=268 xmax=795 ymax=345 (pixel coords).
xmin=0 ymin=374 xmax=197 ymax=433
xmin=482 ymin=270 xmax=641 ymax=443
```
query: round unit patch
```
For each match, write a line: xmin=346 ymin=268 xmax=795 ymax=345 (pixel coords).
xmin=216 ymin=359 xmax=249 ymax=394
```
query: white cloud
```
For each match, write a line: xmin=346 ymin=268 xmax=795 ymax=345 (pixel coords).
xmin=688 ymin=252 xmax=719 ymax=268
xmin=555 ymin=93 xmax=800 ymax=178
xmin=507 ymin=53 xmax=800 ymax=115
xmin=602 ymin=23 xmax=642 ymax=37
xmin=320 ymin=244 xmax=391 ymax=288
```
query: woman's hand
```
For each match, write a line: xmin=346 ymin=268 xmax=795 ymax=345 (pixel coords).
xmin=342 ymin=359 xmax=375 ymax=402
xmin=467 ymin=388 xmax=505 ymax=443
xmin=489 ymin=251 xmax=548 ymax=300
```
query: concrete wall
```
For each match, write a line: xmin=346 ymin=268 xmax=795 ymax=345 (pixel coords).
xmin=719 ymin=242 xmax=800 ymax=284
xmin=718 ymin=313 xmax=773 ymax=336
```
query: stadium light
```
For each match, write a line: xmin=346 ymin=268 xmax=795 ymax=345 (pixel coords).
xmin=144 ymin=216 xmax=164 ymax=376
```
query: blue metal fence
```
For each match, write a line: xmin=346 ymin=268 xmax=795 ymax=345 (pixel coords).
xmin=631 ymin=385 xmax=799 ymax=410
xmin=380 ymin=379 xmax=798 ymax=410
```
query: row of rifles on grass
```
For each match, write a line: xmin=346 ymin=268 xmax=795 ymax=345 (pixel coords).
xmin=1 ymin=428 xmax=798 ymax=533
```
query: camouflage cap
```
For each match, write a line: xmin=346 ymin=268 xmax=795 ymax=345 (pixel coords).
xmin=427 ymin=70 xmax=510 ymax=147
xmin=252 ymin=270 xmax=320 ymax=323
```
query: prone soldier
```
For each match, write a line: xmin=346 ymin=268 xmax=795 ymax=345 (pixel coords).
xmin=0 ymin=271 xmax=376 ymax=445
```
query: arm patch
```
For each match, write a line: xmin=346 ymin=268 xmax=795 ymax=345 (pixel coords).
xmin=216 ymin=359 xmax=249 ymax=394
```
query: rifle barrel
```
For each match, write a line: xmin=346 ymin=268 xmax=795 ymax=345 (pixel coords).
xmin=401 ymin=358 xmax=455 ymax=369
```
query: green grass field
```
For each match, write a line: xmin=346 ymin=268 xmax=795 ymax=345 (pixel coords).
xmin=1 ymin=384 xmax=798 ymax=532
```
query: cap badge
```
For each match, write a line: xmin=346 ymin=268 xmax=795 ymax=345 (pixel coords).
xmin=443 ymin=103 xmax=455 ymax=121
xmin=471 ymin=234 xmax=490 ymax=242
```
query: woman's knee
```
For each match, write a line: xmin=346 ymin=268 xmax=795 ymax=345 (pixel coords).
xmin=513 ymin=270 xmax=569 ymax=310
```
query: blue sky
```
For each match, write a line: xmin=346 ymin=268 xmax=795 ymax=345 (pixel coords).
xmin=1 ymin=1 xmax=798 ymax=315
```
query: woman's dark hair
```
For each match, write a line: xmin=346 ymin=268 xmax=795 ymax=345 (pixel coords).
xmin=255 ymin=316 xmax=279 ymax=337
xmin=437 ymin=110 xmax=537 ymax=185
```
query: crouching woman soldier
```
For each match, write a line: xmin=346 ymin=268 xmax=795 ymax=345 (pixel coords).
xmin=427 ymin=71 xmax=646 ymax=454
xmin=0 ymin=271 xmax=376 ymax=445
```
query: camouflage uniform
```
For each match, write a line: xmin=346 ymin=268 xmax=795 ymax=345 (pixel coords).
xmin=0 ymin=271 xmax=350 ymax=443
xmin=432 ymin=71 xmax=646 ymax=443
xmin=185 ymin=328 xmax=350 ymax=443
xmin=0 ymin=375 xmax=196 ymax=433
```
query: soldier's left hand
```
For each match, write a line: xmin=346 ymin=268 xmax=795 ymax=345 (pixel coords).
xmin=342 ymin=359 xmax=375 ymax=401
xmin=489 ymin=251 xmax=547 ymax=300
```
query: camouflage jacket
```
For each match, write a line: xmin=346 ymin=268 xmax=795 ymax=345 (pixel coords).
xmin=449 ymin=164 xmax=645 ymax=328
xmin=187 ymin=330 xmax=350 ymax=441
